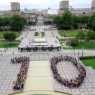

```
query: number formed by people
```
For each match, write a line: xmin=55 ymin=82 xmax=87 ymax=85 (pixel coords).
xmin=11 ymin=56 xmax=30 ymax=90
xmin=50 ymin=56 xmax=86 ymax=88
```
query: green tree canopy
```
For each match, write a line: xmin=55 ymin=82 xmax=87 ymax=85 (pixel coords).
xmin=3 ymin=17 xmax=10 ymax=26
xmin=79 ymin=16 xmax=89 ymax=24
xmin=88 ymin=13 xmax=95 ymax=30
xmin=61 ymin=11 xmax=73 ymax=30
xmin=3 ymin=33 xmax=16 ymax=43
xmin=53 ymin=11 xmax=73 ymax=30
xmin=10 ymin=14 xmax=26 ymax=31
xmin=53 ymin=16 xmax=61 ymax=29
xmin=72 ymin=15 xmax=79 ymax=29
xmin=0 ymin=18 xmax=4 ymax=27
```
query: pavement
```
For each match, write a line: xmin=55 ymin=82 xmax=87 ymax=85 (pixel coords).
xmin=0 ymin=14 xmax=95 ymax=95
xmin=0 ymin=48 xmax=95 ymax=57
xmin=0 ymin=53 xmax=95 ymax=95
xmin=24 ymin=61 xmax=53 ymax=91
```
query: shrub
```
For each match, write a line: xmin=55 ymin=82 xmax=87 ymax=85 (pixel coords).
xmin=76 ymin=31 xmax=85 ymax=40
xmin=42 ymin=32 xmax=45 ymax=37
xmin=80 ymin=56 xmax=95 ymax=60
xmin=67 ymin=38 xmax=79 ymax=47
xmin=35 ymin=32 xmax=39 ymax=36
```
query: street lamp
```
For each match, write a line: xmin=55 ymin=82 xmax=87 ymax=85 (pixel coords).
xmin=73 ymin=46 xmax=75 ymax=55
xmin=3 ymin=41 xmax=6 ymax=52
xmin=82 ymin=47 xmax=84 ymax=57
xmin=29 ymin=39 xmax=30 ymax=45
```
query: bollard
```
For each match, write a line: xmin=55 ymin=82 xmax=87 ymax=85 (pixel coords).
xmin=13 ymin=51 xmax=14 ymax=55
xmin=1 ymin=52 xmax=2 ymax=56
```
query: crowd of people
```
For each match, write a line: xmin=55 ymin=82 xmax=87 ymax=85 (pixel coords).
xmin=50 ymin=55 xmax=86 ymax=88
xmin=11 ymin=56 xmax=30 ymax=90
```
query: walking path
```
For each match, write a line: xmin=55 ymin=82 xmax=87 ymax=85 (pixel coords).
xmin=24 ymin=61 xmax=53 ymax=91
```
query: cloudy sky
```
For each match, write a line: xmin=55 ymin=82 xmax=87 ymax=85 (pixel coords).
xmin=0 ymin=0 xmax=92 ymax=10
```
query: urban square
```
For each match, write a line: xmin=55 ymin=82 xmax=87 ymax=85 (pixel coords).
xmin=0 ymin=0 xmax=95 ymax=95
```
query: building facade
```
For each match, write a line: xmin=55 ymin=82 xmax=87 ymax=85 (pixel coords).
xmin=43 ymin=9 xmax=58 ymax=24
xmin=59 ymin=0 xmax=95 ymax=16
xmin=11 ymin=2 xmax=20 ymax=13
xmin=59 ymin=0 xmax=69 ymax=14
xmin=0 ymin=2 xmax=38 ymax=25
xmin=21 ymin=9 xmax=38 ymax=25
xmin=0 ymin=0 xmax=95 ymax=25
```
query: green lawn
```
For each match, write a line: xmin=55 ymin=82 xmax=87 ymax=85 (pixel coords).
xmin=59 ymin=30 xmax=87 ymax=37
xmin=61 ymin=41 xmax=95 ymax=49
xmin=81 ymin=59 xmax=95 ymax=69
xmin=0 ymin=43 xmax=19 ymax=48
xmin=73 ymin=41 xmax=95 ymax=49
xmin=0 ymin=31 xmax=21 ymax=38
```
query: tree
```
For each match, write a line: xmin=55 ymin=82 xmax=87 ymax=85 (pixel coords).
xmin=0 ymin=18 xmax=3 ymax=28
xmin=78 ymin=16 xmax=89 ymax=28
xmin=2 ymin=17 xmax=10 ymax=30
xmin=3 ymin=17 xmax=10 ymax=26
xmin=3 ymin=33 xmax=16 ymax=43
xmin=88 ymin=13 xmax=95 ymax=30
xmin=67 ymin=38 xmax=79 ymax=47
xmin=91 ymin=19 xmax=95 ymax=31
xmin=53 ymin=16 xmax=62 ymax=29
xmin=61 ymin=11 xmax=73 ymax=30
xmin=72 ymin=15 xmax=79 ymax=29
xmin=10 ymin=14 xmax=26 ymax=31
xmin=21 ymin=16 xmax=27 ymax=26
xmin=53 ymin=11 xmax=73 ymax=30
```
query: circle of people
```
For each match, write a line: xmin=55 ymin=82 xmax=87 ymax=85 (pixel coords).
xmin=50 ymin=55 xmax=86 ymax=88
xmin=11 ymin=56 xmax=30 ymax=90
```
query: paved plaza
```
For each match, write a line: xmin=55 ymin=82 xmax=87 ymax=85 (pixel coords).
xmin=24 ymin=61 xmax=53 ymax=91
xmin=0 ymin=13 xmax=95 ymax=95
xmin=0 ymin=53 xmax=95 ymax=95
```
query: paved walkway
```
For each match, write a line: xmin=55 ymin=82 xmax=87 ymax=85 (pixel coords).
xmin=0 ymin=48 xmax=95 ymax=57
xmin=24 ymin=61 xmax=53 ymax=91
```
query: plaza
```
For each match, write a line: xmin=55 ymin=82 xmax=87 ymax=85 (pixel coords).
xmin=0 ymin=54 xmax=95 ymax=95
xmin=0 ymin=0 xmax=95 ymax=95
xmin=0 ymin=15 xmax=95 ymax=95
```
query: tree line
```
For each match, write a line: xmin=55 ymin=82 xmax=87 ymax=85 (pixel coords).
xmin=0 ymin=14 xmax=27 ymax=31
xmin=53 ymin=11 xmax=95 ymax=31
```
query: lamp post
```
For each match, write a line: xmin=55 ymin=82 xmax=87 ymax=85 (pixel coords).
xmin=82 ymin=47 xmax=84 ymax=57
xmin=73 ymin=46 xmax=75 ymax=55
xmin=3 ymin=41 xmax=6 ymax=52
xmin=29 ymin=39 xmax=30 ymax=45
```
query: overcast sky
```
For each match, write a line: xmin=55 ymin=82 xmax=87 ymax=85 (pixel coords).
xmin=0 ymin=0 xmax=92 ymax=10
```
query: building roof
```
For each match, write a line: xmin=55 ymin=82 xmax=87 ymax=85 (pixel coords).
xmin=47 ymin=9 xmax=58 ymax=15
xmin=23 ymin=9 xmax=38 ymax=14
